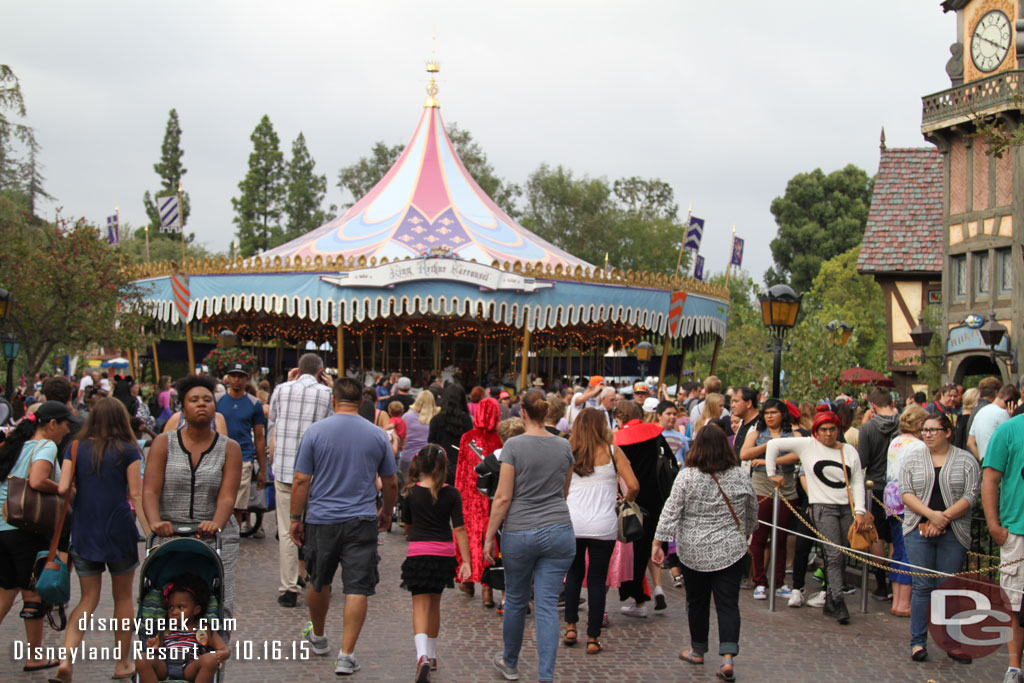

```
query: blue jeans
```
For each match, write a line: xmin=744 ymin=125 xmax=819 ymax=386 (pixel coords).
xmin=903 ymin=527 xmax=967 ymax=648
xmin=501 ymin=523 xmax=576 ymax=682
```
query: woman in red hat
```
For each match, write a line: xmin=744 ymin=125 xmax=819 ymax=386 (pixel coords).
xmin=765 ymin=406 xmax=869 ymax=624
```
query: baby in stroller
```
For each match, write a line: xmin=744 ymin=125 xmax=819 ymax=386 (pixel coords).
xmin=136 ymin=573 xmax=230 ymax=683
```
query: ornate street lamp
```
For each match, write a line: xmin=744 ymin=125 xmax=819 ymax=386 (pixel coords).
xmin=635 ymin=340 xmax=655 ymax=378
xmin=3 ymin=333 xmax=20 ymax=397
xmin=827 ymin=320 xmax=854 ymax=347
xmin=979 ymin=313 xmax=1018 ymax=372
xmin=759 ymin=284 xmax=802 ymax=398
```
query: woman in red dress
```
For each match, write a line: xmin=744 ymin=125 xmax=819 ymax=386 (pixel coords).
xmin=454 ymin=396 xmax=503 ymax=607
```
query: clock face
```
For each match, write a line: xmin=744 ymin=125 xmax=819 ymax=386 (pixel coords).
xmin=971 ymin=10 xmax=1012 ymax=73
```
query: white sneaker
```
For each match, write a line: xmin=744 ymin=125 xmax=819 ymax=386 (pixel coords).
xmin=806 ymin=590 xmax=827 ymax=608
xmin=753 ymin=586 xmax=767 ymax=600
xmin=619 ymin=604 xmax=648 ymax=618
xmin=335 ymin=652 xmax=360 ymax=675
xmin=301 ymin=621 xmax=329 ymax=656
xmin=788 ymin=588 xmax=805 ymax=608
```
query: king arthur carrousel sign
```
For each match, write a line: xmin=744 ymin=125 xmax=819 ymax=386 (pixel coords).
xmin=320 ymin=257 xmax=554 ymax=292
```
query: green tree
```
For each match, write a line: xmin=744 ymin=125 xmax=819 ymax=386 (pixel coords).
xmin=283 ymin=132 xmax=333 ymax=242
xmin=0 ymin=65 xmax=51 ymax=213
xmin=118 ymin=223 xmax=214 ymax=264
xmin=0 ymin=197 xmax=151 ymax=376
xmin=142 ymin=109 xmax=192 ymax=241
xmin=765 ymin=164 xmax=873 ymax=292
xmin=335 ymin=123 xmax=520 ymax=216
xmin=232 ymin=115 xmax=286 ymax=256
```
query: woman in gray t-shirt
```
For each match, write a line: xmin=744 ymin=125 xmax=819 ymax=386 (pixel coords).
xmin=484 ymin=389 xmax=575 ymax=683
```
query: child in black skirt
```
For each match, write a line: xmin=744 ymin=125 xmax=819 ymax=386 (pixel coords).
xmin=400 ymin=444 xmax=471 ymax=683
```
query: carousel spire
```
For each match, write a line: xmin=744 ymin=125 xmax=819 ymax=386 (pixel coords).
xmin=424 ymin=37 xmax=440 ymax=108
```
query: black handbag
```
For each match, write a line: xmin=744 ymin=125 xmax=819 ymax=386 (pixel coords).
xmin=608 ymin=445 xmax=646 ymax=543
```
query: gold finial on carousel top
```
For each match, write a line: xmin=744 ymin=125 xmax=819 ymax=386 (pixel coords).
xmin=424 ymin=32 xmax=440 ymax=108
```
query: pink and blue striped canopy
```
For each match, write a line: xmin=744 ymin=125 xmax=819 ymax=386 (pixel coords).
xmin=261 ymin=106 xmax=592 ymax=270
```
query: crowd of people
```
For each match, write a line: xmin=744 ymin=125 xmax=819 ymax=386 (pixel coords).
xmin=4 ymin=362 xmax=1024 ymax=682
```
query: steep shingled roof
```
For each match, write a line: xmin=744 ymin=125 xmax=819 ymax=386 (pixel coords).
xmin=857 ymin=147 xmax=943 ymax=275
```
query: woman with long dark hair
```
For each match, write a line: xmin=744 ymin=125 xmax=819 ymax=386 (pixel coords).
xmin=143 ymin=375 xmax=242 ymax=616
xmin=484 ymin=389 xmax=575 ymax=683
xmin=52 ymin=397 xmax=150 ymax=682
xmin=653 ymin=424 xmax=756 ymax=682
xmin=739 ymin=397 xmax=798 ymax=601
xmin=0 ymin=401 xmax=71 ymax=673
xmin=563 ymin=408 xmax=639 ymax=654
xmin=428 ymin=383 xmax=473 ymax=485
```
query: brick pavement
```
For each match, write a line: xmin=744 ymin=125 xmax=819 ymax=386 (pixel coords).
xmin=0 ymin=513 xmax=1010 ymax=682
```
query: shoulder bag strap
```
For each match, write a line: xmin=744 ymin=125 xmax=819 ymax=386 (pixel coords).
xmin=710 ymin=472 xmax=743 ymax=533
xmin=838 ymin=446 xmax=857 ymax=517
xmin=45 ymin=441 xmax=77 ymax=564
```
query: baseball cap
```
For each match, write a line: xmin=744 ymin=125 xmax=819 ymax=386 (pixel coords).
xmin=226 ymin=363 xmax=250 ymax=376
xmin=499 ymin=391 xmax=510 ymax=399
xmin=633 ymin=382 xmax=650 ymax=393
xmin=588 ymin=375 xmax=606 ymax=387
xmin=642 ymin=397 xmax=660 ymax=413
xmin=397 ymin=377 xmax=412 ymax=390
xmin=34 ymin=400 xmax=72 ymax=423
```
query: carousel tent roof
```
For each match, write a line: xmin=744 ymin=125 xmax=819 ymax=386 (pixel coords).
xmin=261 ymin=81 xmax=590 ymax=269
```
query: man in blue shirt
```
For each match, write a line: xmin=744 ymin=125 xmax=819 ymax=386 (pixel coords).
xmin=290 ymin=377 xmax=398 ymax=676
xmin=216 ymin=363 xmax=267 ymax=534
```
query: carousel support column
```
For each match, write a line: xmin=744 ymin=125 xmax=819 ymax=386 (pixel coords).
xmin=658 ymin=334 xmax=672 ymax=386
xmin=151 ymin=339 xmax=161 ymax=382
xmin=399 ymin=332 xmax=404 ymax=374
xmin=371 ymin=332 xmax=377 ymax=372
xmin=710 ymin=336 xmax=723 ymax=376
xmin=336 ymin=325 xmax=344 ymax=377
xmin=185 ymin=321 xmax=196 ymax=374
xmin=384 ymin=333 xmax=390 ymax=372
xmin=519 ymin=326 xmax=531 ymax=391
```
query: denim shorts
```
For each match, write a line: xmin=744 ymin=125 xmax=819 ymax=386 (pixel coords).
xmin=70 ymin=549 xmax=139 ymax=578
xmin=303 ymin=517 xmax=379 ymax=595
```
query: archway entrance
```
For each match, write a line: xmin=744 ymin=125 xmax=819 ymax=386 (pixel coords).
xmin=953 ymin=354 xmax=1006 ymax=387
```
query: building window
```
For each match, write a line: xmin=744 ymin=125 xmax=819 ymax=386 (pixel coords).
xmin=953 ymin=254 xmax=966 ymax=298
xmin=998 ymin=248 xmax=1013 ymax=294
xmin=976 ymin=250 xmax=990 ymax=296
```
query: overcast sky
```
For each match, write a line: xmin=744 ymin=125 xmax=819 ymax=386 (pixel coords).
xmin=6 ymin=1 xmax=955 ymax=286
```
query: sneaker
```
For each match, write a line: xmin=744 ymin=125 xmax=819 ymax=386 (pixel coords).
xmin=806 ymin=590 xmax=827 ymax=608
xmin=775 ymin=585 xmax=792 ymax=598
xmin=430 ymin=657 xmax=437 ymax=672
xmin=822 ymin=594 xmax=837 ymax=618
xmin=301 ymin=622 xmax=329 ymax=656
xmin=492 ymin=652 xmax=520 ymax=681
xmin=841 ymin=584 xmax=857 ymax=595
xmin=672 ymin=574 xmax=684 ymax=588
xmin=812 ymin=568 xmax=825 ymax=584
xmin=753 ymin=586 xmax=767 ymax=600
xmin=1002 ymin=668 xmax=1024 ymax=683
xmin=335 ymin=652 xmax=360 ymax=675
xmin=497 ymin=600 xmax=505 ymax=615
xmin=807 ymin=550 xmax=818 ymax=566
xmin=415 ymin=655 xmax=431 ymax=683
xmin=787 ymin=588 xmax=805 ymax=608
xmin=833 ymin=597 xmax=850 ymax=624
xmin=619 ymin=604 xmax=648 ymax=618
xmin=871 ymin=585 xmax=892 ymax=602
xmin=654 ymin=593 xmax=667 ymax=611
xmin=278 ymin=591 xmax=298 ymax=608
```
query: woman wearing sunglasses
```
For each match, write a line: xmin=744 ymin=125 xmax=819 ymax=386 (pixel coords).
xmin=898 ymin=414 xmax=980 ymax=663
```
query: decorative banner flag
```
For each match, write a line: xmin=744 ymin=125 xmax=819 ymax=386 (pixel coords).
xmin=106 ymin=214 xmax=119 ymax=246
xmin=684 ymin=216 xmax=705 ymax=252
xmin=171 ymin=273 xmax=190 ymax=321
xmin=157 ymin=195 xmax=182 ymax=232
xmin=694 ymin=255 xmax=705 ymax=281
xmin=731 ymin=236 xmax=744 ymax=267
xmin=667 ymin=290 xmax=688 ymax=338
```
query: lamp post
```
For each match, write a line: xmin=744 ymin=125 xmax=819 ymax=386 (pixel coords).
xmin=759 ymin=284 xmax=802 ymax=398
xmin=635 ymin=340 xmax=654 ymax=379
xmin=826 ymin=319 xmax=853 ymax=347
xmin=2 ymin=333 xmax=20 ymax=398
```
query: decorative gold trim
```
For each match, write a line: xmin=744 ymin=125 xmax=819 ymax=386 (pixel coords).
xmin=131 ymin=256 xmax=730 ymax=301
xmin=964 ymin=0 xmax=1017 ymax=83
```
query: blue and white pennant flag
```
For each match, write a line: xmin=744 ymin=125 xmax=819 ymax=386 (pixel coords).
xmin=684 ymin=216 xmax=704 ymax=252
xmin=694 ymin=255 xmax=705 ymax=281
xmin=106 ymin=214 xmax=119 ymax=246
xmin=157 ymin=195 xmax=182 ymax=233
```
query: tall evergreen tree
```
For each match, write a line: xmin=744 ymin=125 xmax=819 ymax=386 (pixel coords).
xmin=283 ymin=132 xmax=331 ymax=242
xmin=0 ymin=65 xmax=49 ymax=213
xmin=143 ymin=108 xmax=191 ymax=236
xmin=232 ymin=115 xmax=285 ymax=256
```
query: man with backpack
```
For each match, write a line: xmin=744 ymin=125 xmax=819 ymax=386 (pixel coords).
xmin=857 ymin=386 xmax=900 ymax=600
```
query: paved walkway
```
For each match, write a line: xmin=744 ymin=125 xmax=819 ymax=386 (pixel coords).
xmin=0 ymin=513 xmax=1010 ymax=682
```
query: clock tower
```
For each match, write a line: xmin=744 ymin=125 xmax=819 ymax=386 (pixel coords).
xmin=919 ymin=0 xmax=1024 ymax=384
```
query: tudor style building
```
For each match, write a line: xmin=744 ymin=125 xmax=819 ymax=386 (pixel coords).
xmin=916 ymin=0 xmax=1023 ymax=385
